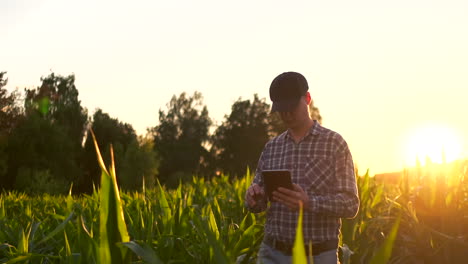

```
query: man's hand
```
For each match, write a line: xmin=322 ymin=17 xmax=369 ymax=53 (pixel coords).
xmin=272 ymin=184 xmax=309 ymax=211
xmin=246 ymin=183 xmax=265 ymax=207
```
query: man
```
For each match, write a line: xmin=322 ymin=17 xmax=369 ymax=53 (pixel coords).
xmin=245 ymin=72 xmax=359 ymax=264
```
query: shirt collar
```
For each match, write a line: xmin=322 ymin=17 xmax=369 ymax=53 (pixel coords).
xmin=284 ymin=120 xmax=321 ymax=142
xmin=310 ymin=120 xmax=321 ymax=135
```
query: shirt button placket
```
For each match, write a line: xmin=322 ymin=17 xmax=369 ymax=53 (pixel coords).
xmin=293 ymin=144 xmax=299 ymax=176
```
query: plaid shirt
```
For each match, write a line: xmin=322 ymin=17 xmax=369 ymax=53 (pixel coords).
xmin=246 ymin=121 xmax=359 ymax=244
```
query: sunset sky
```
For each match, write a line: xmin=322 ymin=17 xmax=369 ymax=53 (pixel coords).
xmin=2 ymin=0 xmax=468 ymax=174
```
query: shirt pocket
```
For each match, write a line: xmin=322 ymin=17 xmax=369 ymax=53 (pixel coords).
xmin=302 ymin=157 xmax=334 ymax=194
xmin=263 ymin=155 xmax=289 ymax=171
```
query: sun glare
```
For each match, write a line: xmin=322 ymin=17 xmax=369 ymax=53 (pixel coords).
xmin=404 ymin=124 xmax=463 ymax=167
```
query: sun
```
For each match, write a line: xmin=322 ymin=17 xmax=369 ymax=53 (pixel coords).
xmin=403 ymin=124 xmax=463 ymax=167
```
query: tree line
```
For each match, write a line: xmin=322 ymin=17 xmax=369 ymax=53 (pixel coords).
xmin=0 ymin=72 xmax=321 ymax=194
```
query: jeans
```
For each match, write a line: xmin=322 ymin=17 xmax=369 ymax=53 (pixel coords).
xmin=256 ymin=242 xmax=339 ymax=264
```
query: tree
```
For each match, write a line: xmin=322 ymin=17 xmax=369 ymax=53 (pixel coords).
xmin=309 ymin=102 xmax=322 ymax=124
xmin=24 ymin=73 xmax=88 ymax=146
xmin=84 ymin=109 xmax=133 ymax=190
xmin=4 ymin=73 xmax=88 ymax=193
xmin=210 ymin=94 xmax=274 ymax=178
xmin=83 ymin=109 xmax=158 ymax=192
xmin=0 ymin=72 xmax=23 ymax=190
xmin=152 ymin=92 xmax=211 ymax=187
xmin=7 ymin=113 xmax=78 ymax=193
xmin=0 ymin=72 xmax=22 ymax=135
xmin=119 ymin=136 xmax=159 ymax=190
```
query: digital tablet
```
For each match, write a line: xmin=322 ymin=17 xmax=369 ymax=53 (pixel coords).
xmin=262 ymin=170 xmax=293 ymax=201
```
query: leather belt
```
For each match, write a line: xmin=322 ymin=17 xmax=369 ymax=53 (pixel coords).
xmin=263 ymin=236 xmax=338 ymax=256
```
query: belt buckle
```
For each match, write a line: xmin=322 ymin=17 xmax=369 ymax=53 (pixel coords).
xmin=266 ymin=237 xmax=292 ymax=255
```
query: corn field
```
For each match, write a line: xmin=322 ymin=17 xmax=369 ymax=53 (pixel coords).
xmin=1 ymin=138 xmax=468 ymax=263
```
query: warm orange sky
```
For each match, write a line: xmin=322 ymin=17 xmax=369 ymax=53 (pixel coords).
xmin=2 ymin=0 xmax=468 ymax=174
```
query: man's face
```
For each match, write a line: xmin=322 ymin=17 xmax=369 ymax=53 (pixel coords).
xmin=278 ymin=96 xmax=308 ymax=128
xmin=279 ymin=110 xmax=297 ymax=127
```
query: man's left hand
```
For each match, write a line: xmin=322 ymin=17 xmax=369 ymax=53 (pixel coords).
xmin=272 ymin=184 xmax=309 ymax=211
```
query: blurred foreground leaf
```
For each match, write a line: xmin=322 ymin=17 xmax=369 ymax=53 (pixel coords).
xmin=293 ymin=201 xmax=308 ymax=264
xmin=91 ymin=129 xmax=130 ymax=263
xmin=370 ymin=216 xmax=401 ymax=264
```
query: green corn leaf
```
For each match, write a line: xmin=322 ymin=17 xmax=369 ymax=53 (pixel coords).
xmin=37 ymin=211 xmax=74 ymax=245
xmin=194 ymin=214 xmax=229 ymax=263
xmin=63 ymin=230 xmax=81 ymax=264
xmin=29 ymin=221 xmax=41 ymax=245
xmin=0 ymin=197 xmax=5 ymax=218
xmin=17 ymin=228 xmax=28 ymax=254
xmin=176 ymin=181 xmax=182 ymax=200
xmin=66 ymin=183 xmax=74 ymax=212
xmin=232 ymin=221 xmax=261 ymax=255
xmin=122 ymin=241 xmax=163 ymax=264
xmin=370 ymin=184 xmax=385 ymax=209
xmin=156 ymin=179 xmax=172 ymax=233
xmin=208 ymin=206 xmax=220 ymax=240
xmin=64 ymin=230 xmax=71 ymax=257
xmin=89 ymin=129 xmax=109 ymax=175
xmin=0 ymin=244 xmax=14 ymax=251
xmin=77 ymin=215 xmax=97 ymax=262
xmin=212 ymin=197 xmax=222 ymax=224
xmin=6 ymin=255 xmax=31 ymax=264
xmin=79 ymin=215 xmax=93 ymax=238
xmin=90 ymin=130 xmax=130 ymax=263
xmin=109 ymin=145 xmax=130 ymax=243
xmin=370 ymin=216 xmax=401 ymax=264
xmin=293 ymin=202 xmax=308 ymax=264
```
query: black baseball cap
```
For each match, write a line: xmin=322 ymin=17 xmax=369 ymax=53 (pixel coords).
xmin=269 ymin=72 xmax=309 ymax=112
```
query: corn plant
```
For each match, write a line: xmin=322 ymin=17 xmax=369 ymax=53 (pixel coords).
xmin=1 ymin=141 xmax=467 ymax=263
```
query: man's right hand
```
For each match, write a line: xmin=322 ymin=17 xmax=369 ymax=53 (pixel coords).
xmin=246 ymin=183 xmax=265 ymax=207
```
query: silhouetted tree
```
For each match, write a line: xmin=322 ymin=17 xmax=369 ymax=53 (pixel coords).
xmin=24 ymin=73 xmax=88 ymax=145
xmin=210 ymin=94 xmax=273 ymax=178
xmin=83 ymin=109 xmax=158 ymax=192
xmin=309 ymin=101 xmax=322 ymax=124
xmin=151 ymin=92 xmax=211 ymax=187
xmin=7 ymin=113 xmax=78 ymax=194
xmin=82 ymin=109 xmax=159 ymax=191
xmin=0 ymin=72 xmax=22 ymax=135
xmin=5 ymin=73 xmax=87 ymax=193
xmin=0 ymin=72 xmax=23 ymax=190
xmin=119 ymin=136 xmax=159 ymax=190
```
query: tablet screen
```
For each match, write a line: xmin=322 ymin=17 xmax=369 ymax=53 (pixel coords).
xmin=262 ymin=170 xmax=293 ymax=201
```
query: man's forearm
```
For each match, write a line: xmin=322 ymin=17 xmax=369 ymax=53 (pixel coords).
xmin=307 ymin=192 xmax=359 ymax=218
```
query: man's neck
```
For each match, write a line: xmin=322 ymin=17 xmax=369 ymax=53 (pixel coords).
xmin=288 ymin=119 xmax=314 ymax=143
